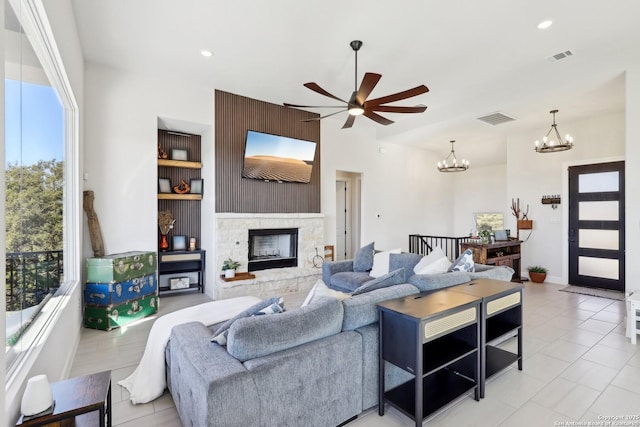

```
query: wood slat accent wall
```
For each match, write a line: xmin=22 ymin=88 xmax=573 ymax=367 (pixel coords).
xmin=215 ymin=90 xmax=321 ymax=213
xmin=158 ymin=130 xmax=202 ymax=248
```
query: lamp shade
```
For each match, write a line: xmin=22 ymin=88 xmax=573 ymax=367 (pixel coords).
xmin=21 ymin=374 xmax=54 ymax=417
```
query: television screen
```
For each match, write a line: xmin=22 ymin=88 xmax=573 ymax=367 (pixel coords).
xmin=242 ymin=130 xmax=317 ymax=183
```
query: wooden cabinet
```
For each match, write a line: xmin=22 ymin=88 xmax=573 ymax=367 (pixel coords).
xmin=460 ymin=240 xmax=521 ymax=281
xmin=377 ymin=290 xmax=481 ymax=426
xmin=157 ymin=130 xmax=204 ymax=293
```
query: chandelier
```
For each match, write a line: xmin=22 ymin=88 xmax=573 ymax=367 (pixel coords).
xmin=437 ymin=140 xmax=469 ymax=172
xmin=534 ymin=109 xmax=574 ymax=153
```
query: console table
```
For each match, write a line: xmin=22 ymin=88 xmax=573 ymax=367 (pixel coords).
xmin=377 ymin=290 xmax=481 ymax=426
xmin=449 ymin=278 xmax=523 ymax=398
xmin=158 ymin=249 xmax=205 ymax=294
xmin=16 ymin=370 xmax=111 ymax=427
xmin=460 ymin=239 xmax=521 ymax=281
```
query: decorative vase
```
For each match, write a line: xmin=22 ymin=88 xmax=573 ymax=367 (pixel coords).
xmin=224 ymin=269 xmax=235 ymax=279
xmin=159 ymin=234 xmax=169 ymax=251
xmin=529 ymin=272 xmax=546 ymax=283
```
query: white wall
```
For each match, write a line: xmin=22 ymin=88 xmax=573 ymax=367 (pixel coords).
xmin=506 ymin=111 xmax=625 ymax=284
xmin=321 ymin=122 xmax=454 ymax=252
xmin=452 ymin=164 xmax=508 ymax=236
xmin=625 ymin=66 xmax=640 ymax=293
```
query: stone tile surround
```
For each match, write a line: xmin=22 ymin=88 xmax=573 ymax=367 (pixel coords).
xmin=214 ymin=213 xmax=324 ymax=301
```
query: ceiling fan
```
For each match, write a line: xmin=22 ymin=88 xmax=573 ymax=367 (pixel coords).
xmin=284 ymin=40 xmax=429 ymax=129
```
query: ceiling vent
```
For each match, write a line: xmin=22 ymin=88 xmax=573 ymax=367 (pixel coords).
xmin=477 ymin=111 xmax=516 ymax=126
xmin=547 ymin=50 xmax=574 ymax=62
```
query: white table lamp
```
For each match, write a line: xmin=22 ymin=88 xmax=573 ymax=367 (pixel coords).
xmin=21 ymin=374 xmax=54 ymax=417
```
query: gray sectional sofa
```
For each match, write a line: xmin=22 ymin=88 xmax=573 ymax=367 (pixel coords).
xmin=166 ymin=252 xmax=514 ymax=427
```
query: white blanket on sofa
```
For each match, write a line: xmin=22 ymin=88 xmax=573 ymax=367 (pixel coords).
xmin=118 ymin=295 xmax=261 ymax=404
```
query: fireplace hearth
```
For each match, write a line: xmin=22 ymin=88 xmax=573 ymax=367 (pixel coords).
xmin=248 ymin=228 xmax=298 ymax=271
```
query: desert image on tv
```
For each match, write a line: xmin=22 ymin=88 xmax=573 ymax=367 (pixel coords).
xmin=243 ymin=155 xmax=313 ymax=183
xmin=242 ymin=131 xmax=316 ymax=183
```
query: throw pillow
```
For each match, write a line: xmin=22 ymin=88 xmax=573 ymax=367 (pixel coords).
xmin=415 ymin=256 xmax=452 ymax=275
xmin=352 ymin=268 xmax=405 ymax=296
xmin=448 ymin=248 xmax=475 ymax=272
xmin=369 ymin=248 xmax=402 ymax=278
xmin=211 ymin=296 xmax=284 ymax=345
xmin=302 ymin=279 xmax=351 ymax=306
xmin=353 ymin=241 xmax=375 ymax=272
xmin=413 ymin=246 xmax=448 ymax=274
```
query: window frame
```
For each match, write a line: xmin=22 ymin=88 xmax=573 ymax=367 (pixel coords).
xmin=4 ymin=0 xmax=80 ymax=397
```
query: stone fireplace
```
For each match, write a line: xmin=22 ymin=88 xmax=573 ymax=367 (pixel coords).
xmin=214 ymin=213 xmax=323 ymax=301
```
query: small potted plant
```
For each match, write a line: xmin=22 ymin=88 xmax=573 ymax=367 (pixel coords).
xmin=222 ymin=258 xmax=241 ymax=279
xmin=527 ymin=265 xmax=547 ymax=283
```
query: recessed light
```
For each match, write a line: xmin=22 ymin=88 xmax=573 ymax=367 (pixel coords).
xmin=537 ymin=20 xmax=553 ymax=29
xmin=200 ymin=49 xmax=213 ymax=57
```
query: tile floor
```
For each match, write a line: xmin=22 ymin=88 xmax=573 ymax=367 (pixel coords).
xmin=70 ymin=283 xmax=640 ymax=427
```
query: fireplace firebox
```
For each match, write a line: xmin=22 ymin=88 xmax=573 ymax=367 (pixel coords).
xmin=248 ymin=228 xmax=298 ymax=271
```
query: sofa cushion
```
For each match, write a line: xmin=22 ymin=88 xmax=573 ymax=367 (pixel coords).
xmin=329 ymin=271 xmax=375 ymax=293
xmin=389 ymin=252 xmax=423 ymax=273
xmin=448 ymin=248 xmax=475 ymax=272
xmin=407 ymin=271 xmax=471 ymax=292
xmin=353 ymin=241 xmax=375 ymax=272
xmin=211 ymin=296 xmax=284 ymax=345
xmin=369 ymin=248 xmax=402 ymax=278
xmin=416 ymin=256 xmax=451 ymax=274
xmin=413 ymin=246 xmax=449 ymax=274
xmin=302 ymin=279 xmax=351 ymax=306
xmin=342 ymin=284 xmax=420 ymax=331
xmin=227 ymin=296 xmax=344 ymax=362
xmin=352 ymin=268 xmax=405 ymax=296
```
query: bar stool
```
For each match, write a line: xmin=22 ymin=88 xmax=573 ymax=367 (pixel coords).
xmin=627 ymin=291 xmax=640 ymax=345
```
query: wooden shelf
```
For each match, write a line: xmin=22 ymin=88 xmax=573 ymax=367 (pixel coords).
xmin=158 ymin=193 xmax=202 ymax=201
xmin=220 ymin=272 xmax=256 ymax=282
xmin=158 ymin=158 xmax=202 ymax=169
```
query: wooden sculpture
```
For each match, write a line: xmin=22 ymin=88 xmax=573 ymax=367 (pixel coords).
xmin=83 ymin=190 xmax=105 ymax=257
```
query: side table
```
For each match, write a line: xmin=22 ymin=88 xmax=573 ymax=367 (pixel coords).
xmin=449 ymin=278 xmax=523 ymax=398
xmin=378 ymin=290 xmax=482 ymax=427
xmin=16 ymin=370 xmax=112 ymax=427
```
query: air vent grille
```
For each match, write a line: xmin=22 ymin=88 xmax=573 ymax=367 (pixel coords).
xmin=548 ymin=50 xmax=574 ymax=62
xmin=477 ymin=111 xmax=516 ymax=126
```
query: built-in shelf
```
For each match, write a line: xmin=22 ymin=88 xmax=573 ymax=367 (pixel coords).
xmin=158 ymin=193 xmax=202 ymax=201
xmin=158 ymin=158 xmax=202 ymax=169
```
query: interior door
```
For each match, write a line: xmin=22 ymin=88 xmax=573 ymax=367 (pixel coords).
xmin=568 ymin=161 xmax=625 ymax=291
xmin=336 ymin=181 xmax=347 ymax=260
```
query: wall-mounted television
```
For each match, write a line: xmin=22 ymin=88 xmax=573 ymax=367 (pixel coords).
xmin=241 ymin=130 xmax=317 ymax=184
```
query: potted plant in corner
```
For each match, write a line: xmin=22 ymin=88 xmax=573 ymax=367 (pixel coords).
xmin=222 ymin=258 xmax=241 ymax=279
xmin=527 ymin=265 xmax=547 ymax=283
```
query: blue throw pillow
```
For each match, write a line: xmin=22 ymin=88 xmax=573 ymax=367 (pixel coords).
xmin=352 ymin=268 xmax=405 ymax=295
xmin=448 ymin=249 xmax=475 ymax=272
xmin=211 ymin=296 xmax=284 ymax=345
xmin=353 ymin=241 xmax=375 ymax=272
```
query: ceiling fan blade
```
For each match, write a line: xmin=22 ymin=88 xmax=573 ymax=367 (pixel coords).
xmin=365 ymin=85 xmax=430 ymax=107
xmin=304 ymin=82 xmax=348 ymax=104
xmin=369 ymin=104 xmax=427 ymax=114
xmin=301 ymin=110 xmax=348 ymax=122
xmin=342 ymin=115 xmax=356 ymax=129
xmin=363 ymin=110 xmax=394 ymax=126
xmin=355 ymin=72 xmax=382 ymax=105
xmin=284 ymin=103 xmax=345 ymax=109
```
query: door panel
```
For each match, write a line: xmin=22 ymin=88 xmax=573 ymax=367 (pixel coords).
xmin=568 ymin=161 xmax=624 ymax=291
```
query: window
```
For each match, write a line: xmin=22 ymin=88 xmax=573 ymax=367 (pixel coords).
xmin=4 ymin=0 xmax=80 ymax=378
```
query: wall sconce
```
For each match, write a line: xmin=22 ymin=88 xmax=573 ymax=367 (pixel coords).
xmin=541 ymin=195 xmax=561 ymax=209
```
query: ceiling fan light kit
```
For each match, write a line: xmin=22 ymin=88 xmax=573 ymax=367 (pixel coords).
xmin=534 ymin=109 xmax=574 ymax=153
xmin=284 ymin=40 xmax=429 ymax=128
xmin=438 ymin=140 xmax=469 ymax=172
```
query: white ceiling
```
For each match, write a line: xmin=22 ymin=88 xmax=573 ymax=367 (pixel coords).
xmin=69 ymin=0 xmax=637 ymax=166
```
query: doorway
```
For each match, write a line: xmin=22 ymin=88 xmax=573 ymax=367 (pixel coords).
xmin=336 ymin=172 xmax=362 ymax=260
xmin=568 ymin=161 xmax=625 ymax=291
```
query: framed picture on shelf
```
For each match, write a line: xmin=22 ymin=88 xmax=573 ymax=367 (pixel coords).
xmin=190 ymin=178 xmax=204 ymax=194
xmin=171 ymin=149 xmax=188 ymax=161
xmin=172 ymin=235 xmax=187 ymax=251
xmin=158 ymin=178 xmax=172 ymax=193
